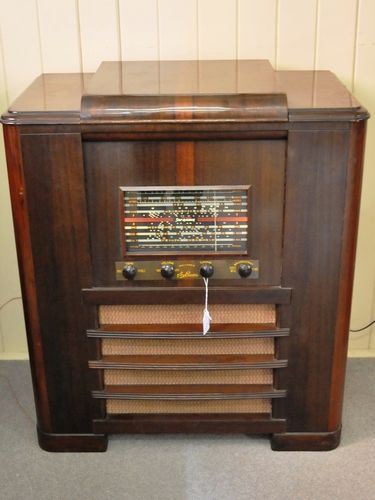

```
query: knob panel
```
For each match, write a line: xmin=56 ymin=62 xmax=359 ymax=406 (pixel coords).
xmin=115 ymin=259 xmax=259 ymax=280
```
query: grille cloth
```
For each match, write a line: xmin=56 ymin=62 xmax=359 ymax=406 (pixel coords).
xmin=106 ymin=399 xmax=271 ymax=414
xmin=100 ymin=303 xmax=275 ymax=416
xmin=99 ymin=304 xmax=275 ymax=325
xmin=104 ymin=368 xmax=272 ymax=385
xmin=102 ymin=337 xmax=274 ymax=355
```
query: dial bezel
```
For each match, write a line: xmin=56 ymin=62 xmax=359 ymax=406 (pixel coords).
xmin=119 ymin=185 xmax=251 ymax=258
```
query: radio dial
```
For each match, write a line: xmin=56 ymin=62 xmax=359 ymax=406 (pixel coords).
xmin=122 ymin=264 xmax=137 ymax=280
xmin=161 ymin=264 xmax=175 ymax=279
xmin=237 ymin=263 xmax=252 ymax=278
xmin=200 ymin=263 xmax=214 ymax=278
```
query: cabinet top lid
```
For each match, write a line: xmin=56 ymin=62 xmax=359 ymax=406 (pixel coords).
xmin=2 ymin=60 xmax=366 ymax=125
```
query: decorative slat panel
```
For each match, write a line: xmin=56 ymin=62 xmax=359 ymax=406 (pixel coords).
xmin=93 ymin=383 xmax=286 ymax=399
xmin=0 ymin=0 xmax=42 ymax=101
xmin=238 ymin=0 xmax=277 ymax=63
xmin=87 ymin=325 xmax=289 ymax=339
xmin=89 ymin=353 xmax=287 ymax=370
xmin=78 ymin=0 xmax=120 ymax=72
xmin=315 ymin=0 xmax=357 ymax=88
xmin=350 ymin=0 xmax=375 ymax=351
xmin=198 ymin=0 xmax=236 ymax=59
xmin=119 ymin=0 xmax=158 ymax=60
xmin=158 ymin=0 xmax=197 ymax=60
xmin=37 ymin=0 xmax=81 ymax=72
xmin=277 ymin=0 xmax=318 ymax=69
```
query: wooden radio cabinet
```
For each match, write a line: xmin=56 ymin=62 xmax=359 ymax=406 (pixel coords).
xmin=1 ymin=60 xmax=368 ymax=452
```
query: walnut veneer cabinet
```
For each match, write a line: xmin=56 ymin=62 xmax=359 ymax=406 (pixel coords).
xmin=1 ymin=60 xmax=368 ymax=452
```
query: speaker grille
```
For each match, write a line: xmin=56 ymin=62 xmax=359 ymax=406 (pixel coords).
xmin=102 ymin=337 xmax=274 ymax=355
xmin=107 ymin=399 xmax=271 ymax=414
xmin=99 ymin=304 xmax=275 ymax=325
xmin=104 ymin=368 xmax=272 ymax=385
xmin=96 ymin=303 xmax=278 ymax=417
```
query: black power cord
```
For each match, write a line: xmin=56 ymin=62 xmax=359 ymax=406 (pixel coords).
xmin=350 ymin=320 xmax=375 ymax=333
xmin=0 ymin=297 xmax=22 ymax=310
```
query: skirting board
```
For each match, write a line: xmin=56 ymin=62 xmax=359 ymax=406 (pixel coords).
xmin=0 ymin=353 xmax=29 ymax=360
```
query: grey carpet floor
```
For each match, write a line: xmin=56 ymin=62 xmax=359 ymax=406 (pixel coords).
xmin=0 ymin=359 xmax=374 ymax=500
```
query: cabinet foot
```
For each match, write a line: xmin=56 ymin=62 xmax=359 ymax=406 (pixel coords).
xmin=37 ymin=427 xmax=108 ymax=452
xmin=271 ymin=427 xmax=341 ymax=451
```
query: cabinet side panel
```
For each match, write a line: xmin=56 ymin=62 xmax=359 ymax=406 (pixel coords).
xmin=280 ymin=128 xmax=350 ymax=432
xmin=3 ymin=125 xmax=52 ymax=432
xmin=20 ymin=132 xmax=98 ymax=433
xmin=329 ymin=120 xmax=367 ymax=430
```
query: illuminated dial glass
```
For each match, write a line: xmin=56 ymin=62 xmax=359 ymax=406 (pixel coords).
xmin=121 ymin=186 xmax=249 ymax=254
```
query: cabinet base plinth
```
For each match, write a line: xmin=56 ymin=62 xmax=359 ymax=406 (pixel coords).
xmin=37 ymin=428 xmax=108 ymax=452
xmin=271 ymin=427 xmax=341 ymax=451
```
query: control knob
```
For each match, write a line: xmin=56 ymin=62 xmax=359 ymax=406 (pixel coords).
xmin=122 ymin=264 xmax=137 ymax=280
xmin=161 ymin=264 xmax=175 ymax=279
xmin=200 ymin=263 xmax=214 ymax=278
xmin=237 ymin=263 xmax=252 ymax=278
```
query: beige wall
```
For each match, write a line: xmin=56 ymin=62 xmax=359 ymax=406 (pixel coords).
xmin=0 ymin=0 xmax=374 ymax=358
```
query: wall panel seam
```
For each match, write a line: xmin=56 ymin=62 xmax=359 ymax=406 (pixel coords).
xmin=75 ymin=0 xmax=84 ymax=72
xmin=196 ymin=0 xmax=200 ymax=60
xmin=235 ymin=0 xmax=238 ymax=61
xmin=351 ymin=0 xmax=360 ymax=93
xmin=34 ymin=0 xmax=44 ymax=74
xmin=116 ymin=0 xmax=123 ymax=62
xmin=313 ymin=0 xmax=320 ymax=71
xmin=156 ymin=0 xmax=161 ymax=60
xmin=274 ymin=0 xmax=280 ymax=69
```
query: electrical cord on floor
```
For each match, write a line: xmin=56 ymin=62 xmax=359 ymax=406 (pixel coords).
xmin=0 ymin=297 xmax=22 ymax=310
xmin=0 ymin=374 xmax=35 ymax=424
xmin=350 ymin=320 xmax=375 ymax=333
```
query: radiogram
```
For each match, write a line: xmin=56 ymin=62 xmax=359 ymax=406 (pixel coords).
xmin=1 ymin=60 xmax=368 ymax=451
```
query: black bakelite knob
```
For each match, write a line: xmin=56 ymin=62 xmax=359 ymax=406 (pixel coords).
xmin=122 ymin=264 xmax=137 ymax=280
xmin=161 ymin=264 xmax=175 ymax=279
xmin=200 ymin=263 xmax=214 ymax=278
xmin=237 ymin=263 xmax=252 ymax=278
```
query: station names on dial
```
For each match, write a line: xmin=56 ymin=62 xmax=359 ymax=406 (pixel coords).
xmin=122 ymin=188 xmax=249 ymax=253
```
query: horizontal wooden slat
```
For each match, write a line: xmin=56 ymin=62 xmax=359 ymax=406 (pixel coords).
xmin=92 ymin=384 xmax=286 ymax=400
xmin=82 ymin=286 xmax=292 ymax=305
xmin=87 ymin=325 xmax=290 ymax=339
xmin=93 ymin=413 xmax=287 ymax=434
xmin=89 ymin=354 xmax=288 ymax=370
